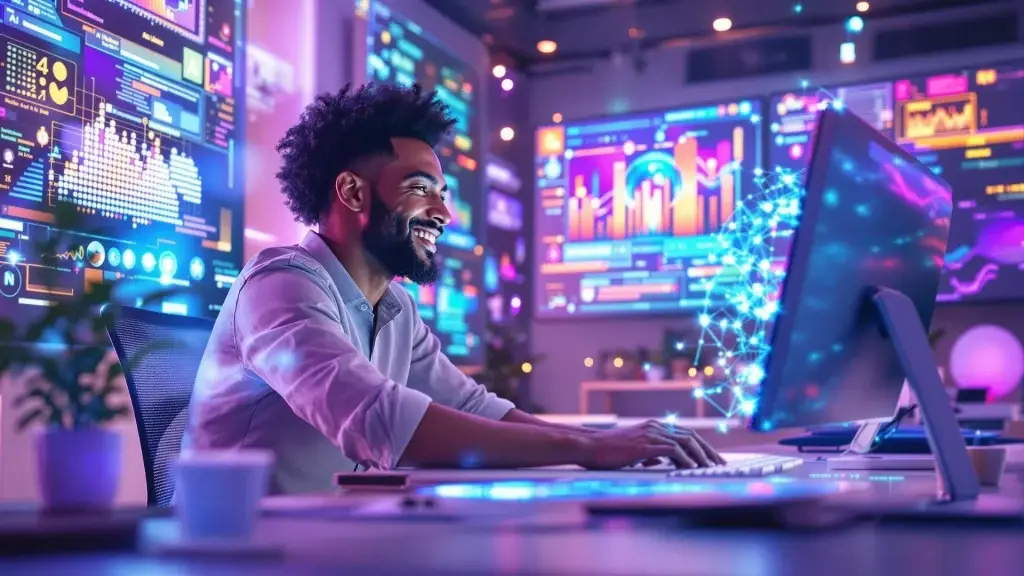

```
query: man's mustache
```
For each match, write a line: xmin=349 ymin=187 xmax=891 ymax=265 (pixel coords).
xmin=408 ymin=219 xmax=443 ymax=236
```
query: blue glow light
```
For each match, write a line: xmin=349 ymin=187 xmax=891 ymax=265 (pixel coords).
xmin=690 ymin=165 xmax=805 ymax=419
xmin=846 ymin=16 xmax=864 ymax=33
xmin=418 ymin=476 xmax=844 ymax=502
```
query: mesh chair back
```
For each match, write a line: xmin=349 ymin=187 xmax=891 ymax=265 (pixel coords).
xmin=101 ymin=304 xmax=213 ymax=506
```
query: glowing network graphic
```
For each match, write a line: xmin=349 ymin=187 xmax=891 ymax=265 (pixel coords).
xmin=689 ymin=166 xmax=806 ymax=422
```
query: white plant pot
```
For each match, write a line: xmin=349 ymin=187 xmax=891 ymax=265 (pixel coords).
xmin=36 ymin=427 xmax=121 ymax=511
xmin=645 ymin=366 xmax=666 ymax=382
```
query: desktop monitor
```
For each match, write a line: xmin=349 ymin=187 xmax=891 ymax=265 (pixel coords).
xmin=769 ymin=62 xmax=1024 ymax=303
xmin=752 ymin=106 xmax=954 ymax=432
xmin=366 ymin=2 xmax=485 ymax=368
xmin=534 ymin=99 xmax=764 ymax=318
xmin=0 ymin=0 xmax=246 ymax=322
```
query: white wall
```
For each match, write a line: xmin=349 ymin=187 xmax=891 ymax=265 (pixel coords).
xmin=527 ymin=4 xmax=1024 ymax=415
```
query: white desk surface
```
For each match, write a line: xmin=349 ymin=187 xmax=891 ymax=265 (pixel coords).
xmin=5 ymin=442 xmax=1024 ymax=575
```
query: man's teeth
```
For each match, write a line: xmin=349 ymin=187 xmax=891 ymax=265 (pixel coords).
xmin=413 ymin=228 xmax=437 ymax=243
xmin=413 ymin=228 xmax=438 ymax=252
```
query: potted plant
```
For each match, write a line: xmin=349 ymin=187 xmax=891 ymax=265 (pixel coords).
xmin=0 ymin=205 xmax=168 ymax=511
xmin=478 ymin=322 xmax=545 ymax=412
xmin=643 ymin=349 xmax=666 ymax=382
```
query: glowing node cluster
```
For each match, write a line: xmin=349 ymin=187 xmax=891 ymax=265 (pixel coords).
xmin=691 ymin=166 xmax=806 ymax=420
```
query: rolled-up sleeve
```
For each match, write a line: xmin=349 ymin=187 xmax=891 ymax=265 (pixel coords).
xmin=233 ymin=262 xmax=432 ymax=469
xmin=405 ymin=297 xmax=515 ymax=421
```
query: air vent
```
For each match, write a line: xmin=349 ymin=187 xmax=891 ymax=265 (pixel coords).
xmin=686 ymin=36 xmax=812 ymax=84
xmin=874 ymin=12 xmax=1019 ymax=61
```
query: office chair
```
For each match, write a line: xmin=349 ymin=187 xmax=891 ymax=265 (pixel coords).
xmin=101 ymin=304 xmax=214 ymax=506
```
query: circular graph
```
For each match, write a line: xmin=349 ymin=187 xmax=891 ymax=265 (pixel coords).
xmin=141 ymin=252 xmax=156 ymax=273
xmin=107 ymin=247 xmax=121 ymax=268
xmin=122 ymin=249 xmax=137 ymax=270
xmin=949 ymin=324 xmax=1024 ymax=399
xmin=623 ymin=151 xmax=682 ymax=204
xmin=189 ymin=257 xmax=205 ymax=280
xmin=159 ymin=251 xmax=178 ymax=278
xmin=86 ymin=240 xmax=105 ymax=267
xmin=0 ymin=263 xmax=23 ymax=298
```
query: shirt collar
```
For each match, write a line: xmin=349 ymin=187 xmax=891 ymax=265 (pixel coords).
xmin=299 ymin=231 xmax=404 ymax=317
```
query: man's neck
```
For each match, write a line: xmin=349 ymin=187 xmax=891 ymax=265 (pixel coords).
xmin=319 ymin=233 xmax=391 ymax=307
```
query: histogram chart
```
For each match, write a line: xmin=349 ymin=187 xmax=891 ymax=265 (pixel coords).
xmin=565 ymin=128 xmax=745 ymax=242
xmin=1 ymin=0 xmax=245 ymax=324
xmin=895 ymin=63 xmax=1024 ymax=302
xmin=535 ymin=101 xmax=763 ymax=318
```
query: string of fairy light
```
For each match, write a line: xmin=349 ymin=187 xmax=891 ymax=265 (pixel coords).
xmin=688 ymin=166 xmax=805 ymax=422
xmin=686 ymin=91 xmax=847 ymax=423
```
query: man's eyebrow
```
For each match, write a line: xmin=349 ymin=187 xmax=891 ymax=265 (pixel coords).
xmin=402 ymin=170 xmax=448 ymax=192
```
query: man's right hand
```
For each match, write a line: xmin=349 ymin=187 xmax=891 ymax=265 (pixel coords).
xmin=572 ymin=420 xmax=724 ymax=470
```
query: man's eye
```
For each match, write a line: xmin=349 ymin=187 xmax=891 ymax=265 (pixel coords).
xmin=410 ymin=184 xmax=429 ymax=193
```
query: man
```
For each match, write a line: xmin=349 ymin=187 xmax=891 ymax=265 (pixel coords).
xmin=188 ymin=83 xmax=724 ymax=494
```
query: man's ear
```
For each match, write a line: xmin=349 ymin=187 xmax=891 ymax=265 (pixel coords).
xmin=334 ymin=171 xmax=368 ymax=212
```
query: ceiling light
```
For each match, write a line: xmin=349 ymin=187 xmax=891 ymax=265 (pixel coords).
xmin=501 ymin=78 xmax=514 ymax=91
xmin=492 ymin=64 xmax=506 ymax=78
xmin=713 ymin=17 xmax=732 ymax=32
xmin=537 ymin=40 xmax=558 ymax=54
xmin=500 ymin=126 xmax=515 ymax=141
xmin=856 ymin=1 xmax=869 ymax=12
xmin=552 ymin=112 xmax=563 ymax=123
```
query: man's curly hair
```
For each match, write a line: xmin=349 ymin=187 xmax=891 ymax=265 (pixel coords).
xmin=275 ymin=82 xmax=456 ymax=225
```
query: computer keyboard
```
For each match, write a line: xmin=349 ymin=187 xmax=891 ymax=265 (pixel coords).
xmin=632 ymin=453 xmax=804 ymax=477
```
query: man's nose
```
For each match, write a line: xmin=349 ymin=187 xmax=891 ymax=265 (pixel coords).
xmin=427 ymin=199 xmax=451 ymax=228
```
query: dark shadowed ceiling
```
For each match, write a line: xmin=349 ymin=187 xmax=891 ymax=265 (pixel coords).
xmin=421 ymin=0 xmax=1012 ymax=67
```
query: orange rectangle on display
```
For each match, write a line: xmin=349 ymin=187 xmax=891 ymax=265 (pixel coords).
xmin=7 ymin=206 xmax=54 ymax=223
xmin=581 ymin=197 xmax=594 ymax=240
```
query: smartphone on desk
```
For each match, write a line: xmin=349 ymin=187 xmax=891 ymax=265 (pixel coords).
xmin=335 ymin=471 xmax=409 ymax=490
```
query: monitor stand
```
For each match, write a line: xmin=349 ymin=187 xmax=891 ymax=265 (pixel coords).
xmin=870 ymin=287 xmax=980 ymax=503
xmin=831 ymin=289 xmax=1024 ymax=520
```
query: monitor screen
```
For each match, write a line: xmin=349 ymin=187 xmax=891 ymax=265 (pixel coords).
xmin=893 ymin=63 xmax=1024 ymax=303
xmin=0 ymin=0 xmax=246 ymax=322
xmin=534 ymin=100 xmax=764 ymax=318
xmin=768 ymin=62 xmax=1024 ymax=303
xmin=770 ymin=83 xmax=894 ymax=173
xmin=367 ymin=2 xmax=485 ymax=366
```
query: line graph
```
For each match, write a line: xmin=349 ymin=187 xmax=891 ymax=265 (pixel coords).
xmin=897 ymin=94 xmax=977 ymax=142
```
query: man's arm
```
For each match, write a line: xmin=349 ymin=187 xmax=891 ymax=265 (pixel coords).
xmin=234 ymin=265 xmax=588 ymax=469
xmin=501 ymin=409 xmax=598 ymax=434
xmin=405 ymin=297 xmax=515 ymax=420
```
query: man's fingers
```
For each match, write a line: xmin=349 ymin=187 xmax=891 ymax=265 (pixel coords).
xmin=653 ymin=429 xmax=713 ymax=468
xmin=648 ymin=439 xmax=697 ymax=469
xmin=690 ymin=431 xmax=727 ymax=465
xmin=678 ymin=436 xmax=712 ymax=467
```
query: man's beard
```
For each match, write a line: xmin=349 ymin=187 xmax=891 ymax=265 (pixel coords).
xmin=362 ymin=192 xmax=441 ymax=285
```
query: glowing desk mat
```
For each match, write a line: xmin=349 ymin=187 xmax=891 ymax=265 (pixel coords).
xmin=417 ymin=477 xmax=866 ymax=503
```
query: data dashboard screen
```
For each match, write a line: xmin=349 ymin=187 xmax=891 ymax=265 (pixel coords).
xmin=367 ymin=2 xmax=484 ymax=365
xmin=894 ymin=63 xmax=1024 ymax=302
xmin=0 ymin=0 xmax=246 ymax=322
xmin=534 ymin=101 xmax=764 ymax=318
xmin=768 ymin=62 xmax=1024 ymax=302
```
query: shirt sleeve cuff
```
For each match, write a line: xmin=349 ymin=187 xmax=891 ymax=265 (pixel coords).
xmin=474 ymin=397 xmax=516 ymax=422
xmin=389 ymin=386 xmax=433 ymax=469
